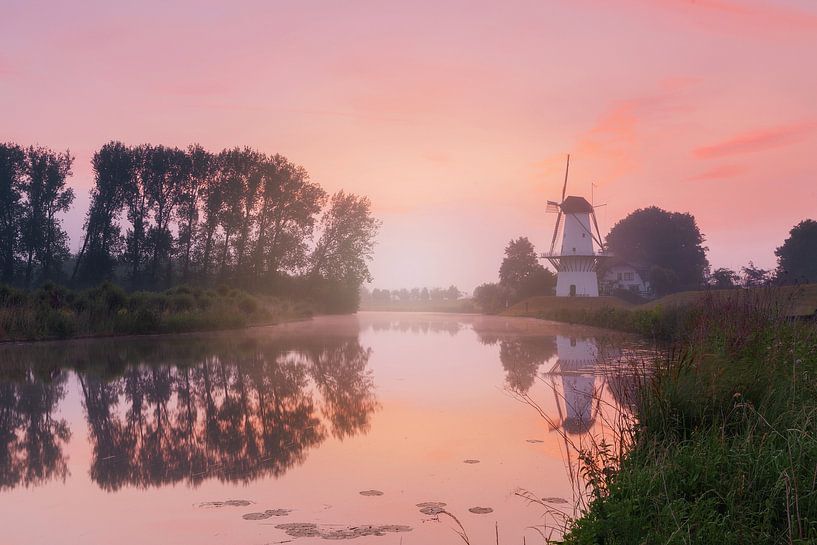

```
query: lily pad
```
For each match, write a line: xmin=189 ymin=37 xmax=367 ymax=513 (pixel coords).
xmin=463 ymin=459 xmax=480 ymax=464
xmin=275 ymin=522 xmax=412 ymax=540
xmin=243 ymin=509 xmax=292 ymax=520
xmin=359 ymin=489 xmax=384 ymax=496
xmin=197 ymin=499 xmax=253 ymax=508
xmin=468 ymin=506 xmax=493 ymax=514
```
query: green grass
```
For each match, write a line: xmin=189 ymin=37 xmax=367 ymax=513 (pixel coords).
xmin=0 ymin=282 xmax=313 ymax=341
xmin=560 ymin=290 xmax=817 ymax=544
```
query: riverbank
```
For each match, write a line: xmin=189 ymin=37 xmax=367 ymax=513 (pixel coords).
xmin=0 ymin=283 xmax=315 ymax=342
xmin=554 ymin=290 xmax=817 ymax=543
xmin=504 ymin=285 xmax=817 ymax=342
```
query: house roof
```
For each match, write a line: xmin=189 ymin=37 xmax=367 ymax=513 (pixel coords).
xmin=560 ymin=195 xmax=594 ymax=214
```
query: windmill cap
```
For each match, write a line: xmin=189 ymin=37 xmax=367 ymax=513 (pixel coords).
xmin=560 ymin=195 xmax=594 ymax=214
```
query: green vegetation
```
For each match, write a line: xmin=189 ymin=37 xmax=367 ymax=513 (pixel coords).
xmin=559 ymin=290 xmax=817 ymax=543
xmin=474 ymin=236 xmax=557 ymax=313
xmin=0 ymin=282 xmax=313 ymax=341
xmin=1 ymin=141 xmax=380 ymax=315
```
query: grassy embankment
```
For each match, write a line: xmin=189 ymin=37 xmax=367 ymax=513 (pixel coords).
xmin=504 ymin=284 xmax=817 ymax=342
xmin=0 ymin=283 xmax=314 ymax=342
xmin=507 ymin=288 xmax=817 ymax=543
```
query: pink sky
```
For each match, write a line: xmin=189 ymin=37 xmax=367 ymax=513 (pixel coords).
xmin=2 ymin=0 xmax=816 ymax=291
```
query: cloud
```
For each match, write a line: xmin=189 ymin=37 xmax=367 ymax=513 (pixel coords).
xmin=635 ymin=0 xmax=817 ymax=33
xmin=694 ymin=122 xmax=817 ymax=159
xmin=688 ymin=163 xmax=746 ymax=181
xmin=573 ymin=77 xmax=697 ymax=180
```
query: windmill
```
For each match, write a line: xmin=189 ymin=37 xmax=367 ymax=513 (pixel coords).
xmin=543 ymin=155 xmax=607 ymax=297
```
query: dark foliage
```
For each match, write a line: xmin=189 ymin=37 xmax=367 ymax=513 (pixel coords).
xmin=606 ymin=206 xmax=709 ymax=295
xmin=776 ymin=219 xmax=817 ymax=284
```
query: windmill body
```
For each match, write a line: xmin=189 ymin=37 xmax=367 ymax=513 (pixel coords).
xmin=543 ymin=156 xmax=607 ymax=297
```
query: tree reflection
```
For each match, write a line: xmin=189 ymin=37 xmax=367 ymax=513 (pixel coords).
xmin=0 ymin=369 xmax=70 ymax=490
xmin=477 ymin=332 xmax=557 ymax=393
xmin=0 ymin=333 xmax=376 ymax=491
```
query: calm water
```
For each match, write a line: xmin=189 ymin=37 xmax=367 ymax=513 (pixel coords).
xmin=0 ymin=312 xmax=643 ymax=545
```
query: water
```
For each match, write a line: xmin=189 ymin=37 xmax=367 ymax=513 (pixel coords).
xmin=0 ymin=312 xmax=644 ymax=544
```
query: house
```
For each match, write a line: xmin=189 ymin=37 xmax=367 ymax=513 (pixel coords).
xmin=599 ymin=260 xmax=651 ymax=297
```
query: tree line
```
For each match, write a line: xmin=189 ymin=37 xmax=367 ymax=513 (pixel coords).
xmin=362 ymin=285 xmax=462 ymax=303
xmin=1 ymin=141 xmax=380 ymax=310
xmin=474 ymin=207 xmax=817 ymax=312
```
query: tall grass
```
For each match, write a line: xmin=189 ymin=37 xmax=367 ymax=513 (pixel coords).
xmin=560 ymin=290 xmax=817 ymax=544
xmin=0 ymin=282 xmax=312 ymax=341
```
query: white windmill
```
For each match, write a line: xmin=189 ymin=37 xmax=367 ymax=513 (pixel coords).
xmin=543 ymin=155 xmax=607 ymax=297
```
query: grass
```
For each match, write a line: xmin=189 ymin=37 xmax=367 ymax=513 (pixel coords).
xmin=556 ymin=290 xmax=817 ymax=544
xmin=0 ymin=282 xmax=313 ymax=342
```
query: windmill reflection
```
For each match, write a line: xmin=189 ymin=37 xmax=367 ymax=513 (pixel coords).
xmin=550 ymin=336 xmax=600 ymax=435
xmin=0 ymin=334 xmax=377 ymax=491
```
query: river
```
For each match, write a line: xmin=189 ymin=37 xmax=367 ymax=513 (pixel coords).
xmin=0 ymin=312 xmax=646 ymax=544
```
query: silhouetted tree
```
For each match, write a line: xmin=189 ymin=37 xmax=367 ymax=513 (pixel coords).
xmin=0 ymin=143 xmax=26 ymax=283
xmin=709 ymin=267 xmax=739 ymax=289
xmin=73 ymin=141 xmax=135 ymax=285
xmin=254 ymin=155 xmax=325 ymax=277
xmin=775 ymin=219 xmax=817 ymax=284
xmin=177 ymin=144 xmax=212 ymax=280
xmin=19 ymin=147 xmax=74 ymax=286
xmin=741 ymin=261 xmax=772 ymax=288
xmin=606 ymin=207 xmax=708 ymax=294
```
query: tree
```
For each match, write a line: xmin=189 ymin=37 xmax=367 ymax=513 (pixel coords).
xmin=606 ymin=206 xmax=708 ymax=294
xmin=741 ymin=261 xmax=772 ymax=288
xmin=143 ymin=145 xmax=189 ymax=287
xmin=775 ymin=219 xmax=817 ymax=284
xmin=309 ymin=191 xmax=380 ymax=285
xmin=177 ymin=144 xmax=212 ymax=280
xmin=19 ymin=146 xmax=74 ymax=286
xmin=709 ymin=267 xmax=739 ymax=290
xmin=445 ymin=285 xmax=460 ymax=300
xmin=254 ymin=155 xmax=325 ymax=277
xmin=473 ymin=282 xmax=512 ymax=314
xmin=74 ymin=142 xmax=135 ymax=285
xmin=0 ymin=143 xmax=26 ymax=283
xmin=498 ymin=237 xmax=555 ymax=299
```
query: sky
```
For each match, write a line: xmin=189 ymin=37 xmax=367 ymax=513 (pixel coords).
xmin=2 ymin=0 xmax=816 ymax=292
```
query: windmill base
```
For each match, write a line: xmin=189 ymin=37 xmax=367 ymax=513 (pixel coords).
xmin=555 ymin=271 xmax=599 ymax=297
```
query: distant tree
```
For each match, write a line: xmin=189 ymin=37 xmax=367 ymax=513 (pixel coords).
xmin=741 ymin=261 xmax=772 ymax=288
xmin=775 ymin=219 xmax=817 ymax=284
xmin=446 ymin=285 xmax=460 ymax=300
xmin=498 ymin=237 xmax=555 ymax=300
xmin=0 ymin=143 xmax=26 ymax=283
xmin=309 ymin=191 xmax=380 ymax=285
xmin=74 ymin=142 xmax=135 ymax=285
xmin=420 ymin=287 xmax=430 ymax=301
xmin=473 ymin=282 xmax=512 ymax=314
xmin=606 ymin=206 xmax=709 ymax=294
xmin=709 ymin=267 xmax=739 ymax=290
xmin=19 ymin=146 xmax=74 ymax=286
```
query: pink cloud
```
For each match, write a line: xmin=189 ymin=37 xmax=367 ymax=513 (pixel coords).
xmin=694 ymin=122 xmax=817 ymax=159
xmin=688 ymin=164 xmax=746 ymax=181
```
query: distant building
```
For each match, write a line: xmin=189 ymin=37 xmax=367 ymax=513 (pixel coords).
xmin=599 ymin=260 xmax=651 ymax=297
